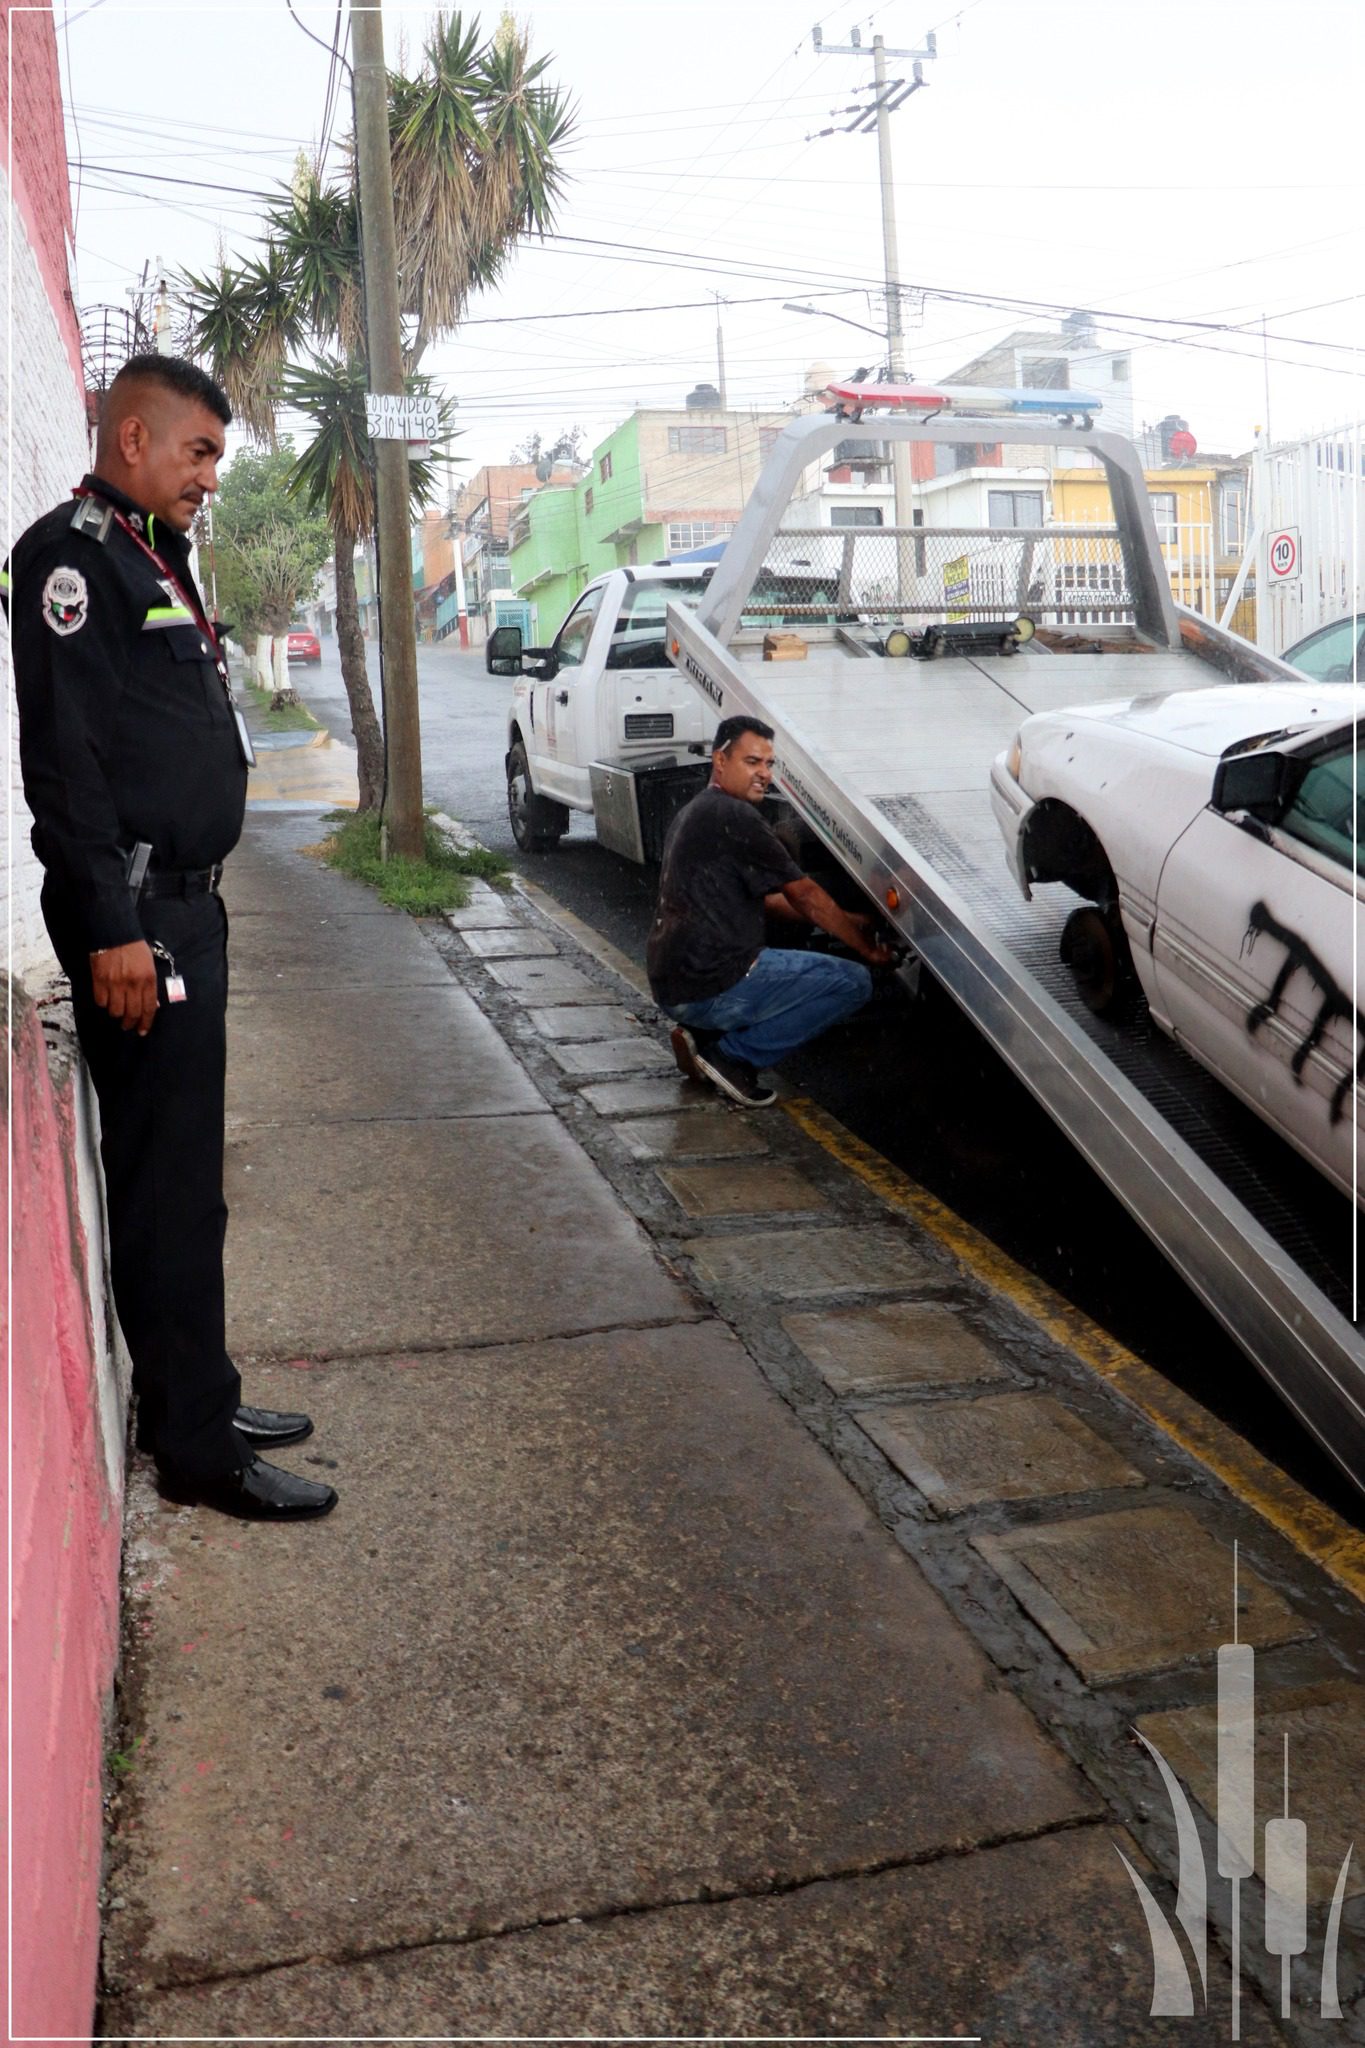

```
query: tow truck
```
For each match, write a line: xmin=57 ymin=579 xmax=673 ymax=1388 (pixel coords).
xmin=493 ymin=384 xmax=1364 ymax=1493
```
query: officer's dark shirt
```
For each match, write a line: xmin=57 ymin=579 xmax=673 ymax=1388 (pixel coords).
xmin=2 ymin=474 xmax=247 ymax=951
xmin=647 ymin=785 xmax=802 ymax=1006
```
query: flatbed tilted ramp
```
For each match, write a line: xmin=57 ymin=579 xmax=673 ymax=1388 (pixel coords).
xmin=668 ymin=409 xmax=1365 ymax=1493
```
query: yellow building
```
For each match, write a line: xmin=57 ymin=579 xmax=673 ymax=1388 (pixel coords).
xmin=1049 ymin=462 xmax=1252 ymax=636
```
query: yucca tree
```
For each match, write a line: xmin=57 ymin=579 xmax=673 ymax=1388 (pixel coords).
xmin=179 ymin=7 xmax=575 ymax=810
xmin=284 ymin=356 xmax=455 ymax=811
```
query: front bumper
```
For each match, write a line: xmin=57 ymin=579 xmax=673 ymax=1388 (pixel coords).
xmin=988 ymin=751 xmax=1033 ymax=900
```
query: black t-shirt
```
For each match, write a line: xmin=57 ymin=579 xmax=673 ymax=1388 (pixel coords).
xmin=647 ymin=785 xmax=803 ymax=1005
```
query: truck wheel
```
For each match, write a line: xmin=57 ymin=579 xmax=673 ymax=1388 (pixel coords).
xmin=507 ymin=740 xmax=568 ymax=852
xmin=1059 ymin=904 xmax=1142 ymax=1022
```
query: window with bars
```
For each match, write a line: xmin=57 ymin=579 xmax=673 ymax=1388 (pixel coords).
xmin=1148 ymin=490 xmax=1178 ymax=545
xmin=829 ymin=505 xmax=884 ymax=527
xmin=584 ymin=486 xmax=595 ymax=514
xmin=667 ymin=520 xmax=734 ymax=552
xmin=668 ymin=425 xmax=727 ymax=455
xmin=600 ymin=453 xmax=613 ymax=481
xmin=988 ymin=490 xmax=1045 ymax=528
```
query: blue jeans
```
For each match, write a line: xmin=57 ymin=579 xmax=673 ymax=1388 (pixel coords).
xmin=662 ymin=947 xmax=873 ymax=1071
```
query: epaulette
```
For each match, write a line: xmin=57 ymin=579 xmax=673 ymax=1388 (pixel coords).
xmin=69 ymin=496 xmax=115 ymax=542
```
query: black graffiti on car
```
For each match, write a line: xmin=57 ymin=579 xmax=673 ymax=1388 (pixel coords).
xmin=1243 ymin=899 xmax=1361 ymax=1125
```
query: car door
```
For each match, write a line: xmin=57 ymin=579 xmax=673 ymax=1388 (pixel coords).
xmin=534 ymin=584 xmax=605 ymax=804
xmin=1151 ymin=732 xmax=1363 ymax=1201
xmin=1282 ymin=616 xmax=1364 ymax=684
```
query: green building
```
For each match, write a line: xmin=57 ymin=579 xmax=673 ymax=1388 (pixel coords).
xmin=508 ymin=399 xmax=790 ymax=640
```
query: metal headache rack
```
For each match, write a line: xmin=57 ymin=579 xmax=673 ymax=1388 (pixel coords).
xmin=754 ymin=521 xmax=1136 ymax=629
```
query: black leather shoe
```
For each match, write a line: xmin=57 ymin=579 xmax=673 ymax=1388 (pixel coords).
xmin=158 ymin=1456 xmax=338 ymax=1520
xmin=234 ymin=1403 xmax=314 ymax=1448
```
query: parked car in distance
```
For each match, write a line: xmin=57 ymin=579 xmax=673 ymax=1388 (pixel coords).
xmin=990 ymin=680 xmax=1363 ymax=1203
xmin=1283 ymin=615 xmax=1363 ymax=683
xmin=287 ymin=625 xmax=322 ymax=666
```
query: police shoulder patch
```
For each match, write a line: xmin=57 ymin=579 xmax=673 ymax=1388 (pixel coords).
xmin=42 ymin=565 xmax=89 ymax=636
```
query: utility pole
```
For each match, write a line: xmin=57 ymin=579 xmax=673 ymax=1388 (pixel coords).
xmin=811 ymin=24 xmax=937 ymax=597
xmin=712 ymin=290 xmax=728 ymax=408
xmin=351 ymin=0 xmax=425 ymax=860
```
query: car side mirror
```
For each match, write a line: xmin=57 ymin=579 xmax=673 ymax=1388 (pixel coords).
xmin=486 ymin=624 xmax=523 ymax=676
xmin=1211 ymin=748 xmax=1289 ymax=819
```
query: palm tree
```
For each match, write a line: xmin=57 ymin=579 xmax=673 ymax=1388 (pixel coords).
xmin=284 ymin=356 xmax=453 ymax=811
xmin=179 ymin=7 xmax=575 ymax=810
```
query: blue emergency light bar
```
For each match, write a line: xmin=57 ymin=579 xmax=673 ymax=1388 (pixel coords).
xmin=825 ymin=379 xmax=1104 ymax=420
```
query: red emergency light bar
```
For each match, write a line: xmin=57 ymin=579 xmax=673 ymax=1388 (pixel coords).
xmin=825 ymin=380 xmax=1104 ymax=422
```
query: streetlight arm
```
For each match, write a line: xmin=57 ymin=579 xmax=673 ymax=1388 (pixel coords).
xmin=783 ymin=301 xmax=888 ymax=344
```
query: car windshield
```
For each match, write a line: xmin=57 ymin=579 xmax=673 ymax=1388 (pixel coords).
xmin=1284 ymin=616 xmax=1362 ymax=683
xmin=604 ymin=578 xmax=710 ymax=669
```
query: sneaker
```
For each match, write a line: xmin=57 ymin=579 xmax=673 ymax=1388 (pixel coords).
xmin=692 ymin=1045 xmax=778 ymax=1108
xmin=669 ymin=1024 xmax=706 ymax=1082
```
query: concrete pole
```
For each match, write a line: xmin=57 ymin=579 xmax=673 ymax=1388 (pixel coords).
xmin=873 ymin=35 xmax=914 ymax=604
xmin=352 ymin=1 xmax=425 ymax=859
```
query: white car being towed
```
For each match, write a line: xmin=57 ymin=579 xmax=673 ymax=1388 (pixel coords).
xmin=990 ymin=680 xmax=1364 ymax=1204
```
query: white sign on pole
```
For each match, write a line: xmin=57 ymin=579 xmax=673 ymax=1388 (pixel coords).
xmin=365 ymin=392 xmax=440 ymax=442
xmin=1267 ymin=528 xmax=1301 ymax=581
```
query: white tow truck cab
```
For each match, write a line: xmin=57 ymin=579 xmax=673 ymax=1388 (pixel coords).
xmin=489 ymin=564 xmax=717 ymax=861
xmin=490 ymin=558 xmax=845 ymax=861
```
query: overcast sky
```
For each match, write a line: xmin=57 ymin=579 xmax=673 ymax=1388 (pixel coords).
xmin=53 ymin=0 xmax=1364 ymax=477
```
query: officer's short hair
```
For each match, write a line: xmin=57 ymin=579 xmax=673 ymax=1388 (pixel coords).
xmin=110 ymin=354 xmax=232 ymax=426
xmin=713 ymin=715 xmax=774 ymax=754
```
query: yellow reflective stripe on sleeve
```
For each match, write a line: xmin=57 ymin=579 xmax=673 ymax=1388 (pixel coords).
xmin=142 ymin=605 xmax=196 ymax=629
xmin=0 ymin=569 xmax=10 ymax=591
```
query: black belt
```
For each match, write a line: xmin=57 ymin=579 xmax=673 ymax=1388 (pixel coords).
xmin=140 ymin=864 xmax=224 ymax=899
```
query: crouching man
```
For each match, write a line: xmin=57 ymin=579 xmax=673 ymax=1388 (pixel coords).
xmin=647 ymin=717 xmax=894 ymax=1107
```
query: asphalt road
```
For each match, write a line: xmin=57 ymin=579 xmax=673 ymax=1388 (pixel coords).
xmin=289 ymin=638 xmax=1361 ymax=1520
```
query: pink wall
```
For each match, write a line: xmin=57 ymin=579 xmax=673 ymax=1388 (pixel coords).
xmin=0 ymin=2 xmax=84 ymax=382
xmin=5 ymin=991 xmax=123 ymax=2043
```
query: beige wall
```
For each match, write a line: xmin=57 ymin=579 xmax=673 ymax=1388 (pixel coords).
xmin=637 ymin=409 xmax=790 ymax=525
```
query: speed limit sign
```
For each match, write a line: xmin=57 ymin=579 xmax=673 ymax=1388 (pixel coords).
xmin=1268 ymin=528 xmax=1300 ymax=580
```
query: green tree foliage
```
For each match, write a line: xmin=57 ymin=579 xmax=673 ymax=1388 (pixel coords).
xmin=179 ymin=7 xmax=575 ymax=810
xmin=211 ymin=446 xmax=332 ymax=643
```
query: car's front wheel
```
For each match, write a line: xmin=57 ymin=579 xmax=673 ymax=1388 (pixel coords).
xmin=1059 ymin=902 xmax=1142 ymax=1022
xmin=507 ymin=739 xmax=569 ymax=852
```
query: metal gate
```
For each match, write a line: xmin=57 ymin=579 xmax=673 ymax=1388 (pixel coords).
xmin=1247 ymin=423 xmax=1364 ymax=655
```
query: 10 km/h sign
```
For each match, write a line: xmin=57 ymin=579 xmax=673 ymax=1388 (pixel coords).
xmin=364 ymin=392 xmax=441 ymax=442
xmin=1268 ymin=528 xmax=1301 ymax=580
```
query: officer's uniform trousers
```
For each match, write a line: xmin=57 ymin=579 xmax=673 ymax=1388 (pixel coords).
xmin=44 ymin=880 xmax=246 ymax=1480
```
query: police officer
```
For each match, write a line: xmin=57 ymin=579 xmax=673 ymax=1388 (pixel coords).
xmin=4 ymin=354 xmax=337 ymax=1520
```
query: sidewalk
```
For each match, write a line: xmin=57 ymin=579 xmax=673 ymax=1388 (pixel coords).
xmin=98 ymin=793 xmax=1359 ymax=2041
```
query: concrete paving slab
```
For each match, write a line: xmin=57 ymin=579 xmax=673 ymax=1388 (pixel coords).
xmin=580 ymin=1075 xmax=714 ymax=1115
xmin=223 ymin=1114 xmax=691 ymax=1354
xmin=227 ymin=909 xmax=452 ymax=991
xmin=484 ymin=958 xmax=607 ymax=1003
xmin=658 ymin=1162 xmax=830 ymax=1219
xmin=858 ymin=1392 xmax=1147 ymax=1513
xmin=442 ymin=894 xmax=524 ymax=931
xmin=106 ymin=1824 xmax=1285 ymax=2043
xmin=783 ymin=1301 xmax=1013 ymax=1393
xmin=975 ymin=1506 xmax=1311 ymax=1684
xmin=226 ymin=986 xmax=542 ymax=1126
xmin=104 ymin=1329 xmax=1097 ymax=1990
xmin=526 ymin=1004 xmax=634 ymax=1041
xmin=548 ymin=1038 xmax=675 ymax=1077
xmin=683 ymin=1225 xmax=945 ymax=1299
xmin=461 ymin=926 xmax=562 ymax=959
xmin=221 ymin=856 xmax=389 ymax=917
xmin=1138 ymin=1679 xmax=1365 ymax=1904
xmin=613 ymin=1112 xmax=769 ymax=1162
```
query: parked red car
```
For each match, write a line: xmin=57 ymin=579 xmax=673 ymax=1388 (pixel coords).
xmin=287 ymin=626 xmax=322 ymax=666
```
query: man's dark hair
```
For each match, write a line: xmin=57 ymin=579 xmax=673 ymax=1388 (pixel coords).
xmin=713 ymin=715 xmax=774 ymax=753
xmin=110 ymin=354 xmax=232 ymax=426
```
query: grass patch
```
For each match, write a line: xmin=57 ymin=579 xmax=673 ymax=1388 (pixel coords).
xmin=314 ymin=808 xmax=509 ymax=914
xmin=243 ymin=673 xmax=320 ymax=733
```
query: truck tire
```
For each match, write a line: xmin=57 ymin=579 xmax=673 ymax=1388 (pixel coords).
xmin=507 ymin=739 xmax=568 ymax=852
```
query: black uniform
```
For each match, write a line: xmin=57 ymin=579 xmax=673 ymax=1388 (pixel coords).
xmin=3 ymin=475 xmax=250 ymax=1481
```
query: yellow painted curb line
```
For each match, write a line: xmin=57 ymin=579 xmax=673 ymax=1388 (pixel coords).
xmin=782 ymin=1095 xmax=1365 ymax=1604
